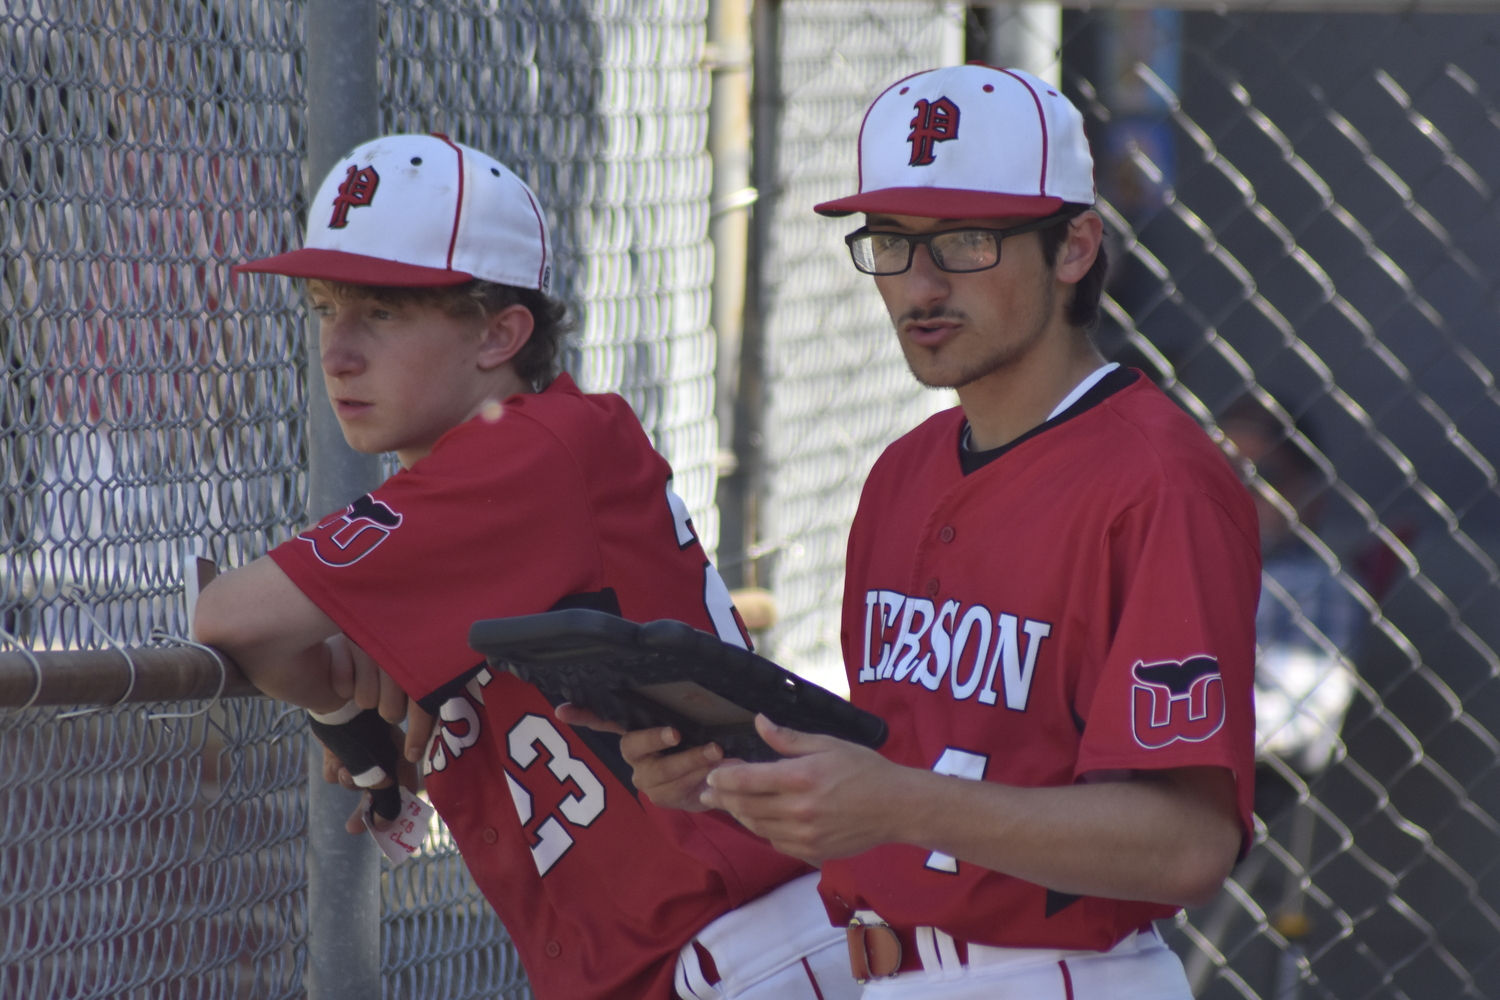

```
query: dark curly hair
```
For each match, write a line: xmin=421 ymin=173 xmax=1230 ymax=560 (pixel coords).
xmin=313 ymin=280 xmax=572 ymax=390
xmin=1037 ymin=205 xmax=1109 ymax=334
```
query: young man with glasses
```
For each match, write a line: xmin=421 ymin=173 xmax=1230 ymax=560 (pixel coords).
xmin=613 ymin=65 xmax=1260 ymax=998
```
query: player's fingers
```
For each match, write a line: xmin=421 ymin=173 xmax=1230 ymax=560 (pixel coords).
xmin=340 ymin=639 xmax=406 ymax=723
xmin=405 ymin=701 xmax=435 ymax=765
xmin=346 ymin=800 xmax=366 ymax=835
xmin=702 ymin=757 xmax=809 ymax=799
xmin=343 ymin=797 xmax=399 ymax=839
xmin=344 ymin=793 xmax=394 ymax=834
xmin=318 ymin=750 xmax=362 ymax=794
xmin=633 ymin=740 xmax=721 ymax=788
xmin=699 ymin=782 xmax=826 ymax=861
xmin=395 ymin=745 xmax=421 ymax=794
xmin=700 ymin=780 xmax=791 ymax=834
xmin=617 ymin=725 xmax=683 ymax=763
xmin=554 ymin=702 xmax=629 ymax=736
xmin=754 ymin=713 xmax=842 ymax=758
xmin=327 ymin=635 xmax=355 ymax=701
xmin=352 ymin=649 xmax=380 ymax=710
xmin=377 ymin=667 xmax=407 ymax=725
xmin=631 ymin=748 xmax=721 ymax=812
xmin=322 ymin=744 xmax=344 ymax=785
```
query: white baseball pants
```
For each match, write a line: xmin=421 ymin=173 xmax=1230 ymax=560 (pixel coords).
xmin=675 ymin=872 xmax=859 ymax=1000
xmin=856 ymin=926 xmax=1191 ymax=1000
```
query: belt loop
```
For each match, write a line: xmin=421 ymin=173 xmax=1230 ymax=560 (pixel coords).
xmin=934 ymin=927 xmax=962 ymax=974
xmin=914 ymin=925 xmax=939 ymax=975
xmin=915 ymin=926 xmax=965 ymax=978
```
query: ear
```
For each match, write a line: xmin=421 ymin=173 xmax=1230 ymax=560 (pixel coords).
xmin=476 ymin=303 xmax=535 ymax=371
xmin=1054 ymin=211 xmax=1104 ymax=285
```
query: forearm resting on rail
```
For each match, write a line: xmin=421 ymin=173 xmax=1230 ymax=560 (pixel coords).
xmin=193 ymin=555 xmax=346 ymax=713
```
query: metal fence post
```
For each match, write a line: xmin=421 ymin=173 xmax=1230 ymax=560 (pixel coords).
xmin=718 ymin=0 xmax=779 ymax=590
xmin=303 ymin=1 xmax=384 ymax=997
xmin=707 ymin=0 xmax=755 ymax=486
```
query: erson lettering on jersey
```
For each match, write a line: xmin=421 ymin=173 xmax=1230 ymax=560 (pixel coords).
xmin=858 ymin=589 xmax=1052 ymax=711
xmin=299 ymin=494 xmax=403 ymax=567
xmin=861 ymin=590 xmax=1229 ymax=750
xmin=1130 ymin=657 xmax=1226 ymax=749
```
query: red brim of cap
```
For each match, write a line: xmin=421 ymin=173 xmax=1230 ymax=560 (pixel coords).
xmin=814 ymin=187 xmax=1067 ymax=219
xmin=231 ymin=248 xmax=474 ymax=287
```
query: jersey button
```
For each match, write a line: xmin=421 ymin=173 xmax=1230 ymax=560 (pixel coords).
xmin=939 ymin=526 xmax=955 ymax=543
xmin=546 ymin=941 xmax=562 ymax=958
xmin=482 ymin=827 xmax=498 ymax=844
xmin=925 ymin=578 xmax=939 ymax=597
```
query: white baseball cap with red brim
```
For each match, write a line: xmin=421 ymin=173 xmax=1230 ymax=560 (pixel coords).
xmin=235 ymin=133 xmax=552 ymax=292
xmin=815 ymin=64 xmax=1095 ymax=220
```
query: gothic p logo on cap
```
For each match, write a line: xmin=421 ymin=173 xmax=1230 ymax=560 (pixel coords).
xmin=234 ymin=133 xmax=552 ymax=293
xmin=907 ymin=96 xmax=959 ymax=166
xmin=329 ymin=165 xmax=380 ymax=229
xmin=815 ymin=65 xmax=1096 ymax=221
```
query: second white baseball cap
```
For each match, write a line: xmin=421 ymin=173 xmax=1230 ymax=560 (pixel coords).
xmin=815 ymin=65 xmax=1095 ymax=219
xmin=236 ymin=133 xmax=552 ymax=292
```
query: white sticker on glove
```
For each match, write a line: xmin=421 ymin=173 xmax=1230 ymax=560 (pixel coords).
xmin=362 ymin=787 xmax=435 ymax=864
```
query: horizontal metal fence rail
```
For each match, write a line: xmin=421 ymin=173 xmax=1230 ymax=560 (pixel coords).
xmin=0 ymin=647 xmax=256 ymax=707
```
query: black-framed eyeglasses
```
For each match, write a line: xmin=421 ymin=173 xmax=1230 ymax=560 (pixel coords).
xmin=844 ymin=211 xmax=1077 ymax=276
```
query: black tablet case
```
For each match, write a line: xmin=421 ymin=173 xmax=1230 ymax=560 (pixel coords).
xmin=468 ymin=609 xmax=886 ymax=762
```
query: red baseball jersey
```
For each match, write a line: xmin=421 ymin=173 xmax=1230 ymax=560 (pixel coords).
xmin=271 ymin=374 xmax=808 ymax=1000
xmin=818 ymin=373 xmax=1260 ymax=951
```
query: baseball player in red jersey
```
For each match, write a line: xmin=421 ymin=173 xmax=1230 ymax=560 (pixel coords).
xmin=194 ymin=134 xmax=857 ymax=1000
xmin=614 ymin=67 xmax=1259 ymax=998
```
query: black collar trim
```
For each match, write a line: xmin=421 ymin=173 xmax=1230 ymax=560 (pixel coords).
xmin=958 ymin=367 xmax=1141 ymax=476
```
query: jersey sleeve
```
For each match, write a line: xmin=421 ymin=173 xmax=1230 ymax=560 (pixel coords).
xmin=1073 ymin=483 xmax=1261 ymax=841
xmin=269 ymin=414 xmax=602 ymax=703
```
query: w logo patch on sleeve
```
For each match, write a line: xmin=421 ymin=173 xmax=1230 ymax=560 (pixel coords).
xmin=1130 ymin=656 xmax=1226 ymax=749
xmin=300 ymin=494 xmax=403 ymax=567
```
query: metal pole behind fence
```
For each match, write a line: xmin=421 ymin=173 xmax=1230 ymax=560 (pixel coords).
xmin=718 ymin=0 xmax=780 ymax=590
xmin=303 ymin=1 xmax=384 ymax=996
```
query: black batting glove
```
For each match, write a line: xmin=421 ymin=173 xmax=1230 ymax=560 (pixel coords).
xmin=308 ymin=701 xmax=403 ymax=821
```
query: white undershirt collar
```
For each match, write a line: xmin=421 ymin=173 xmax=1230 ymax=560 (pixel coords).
xmin=961 ymin=363 xmax=1121 ymax=452
xmin=1046 ymin=362 xmax=1120 ymax=421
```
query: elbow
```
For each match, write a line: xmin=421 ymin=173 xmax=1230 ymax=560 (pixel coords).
xmin=193 ymin=578 xmax=265 ymax=688
xmin=1175 ymin=863 xmax=1234 ymax=909
xmin=1150 ymin=764 xmax=1244 ymax=908
xmin=192 ymin=578 xmax=238 ymax=655
xmin=193 ymin=581 xmax=231 ymax=653
xmin=1165 ymin=822 xmax=1241 ymax=908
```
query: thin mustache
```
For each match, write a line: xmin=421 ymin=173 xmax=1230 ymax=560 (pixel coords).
xmin=898 ymin=308 xmax=967 ymax=326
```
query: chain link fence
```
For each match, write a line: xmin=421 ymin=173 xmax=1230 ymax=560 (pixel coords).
xmin=6 ymin=1 xmax=1500 ymax=998
xmin=2 ymin=1 xmax=314 ymax=996
xmin=1 ymin=700 xmax=308 ymax=999
xmin=3 ymin=0 xmax=714 ymax=996
xmin=756 ymin=0 xmax=964 ymax=693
